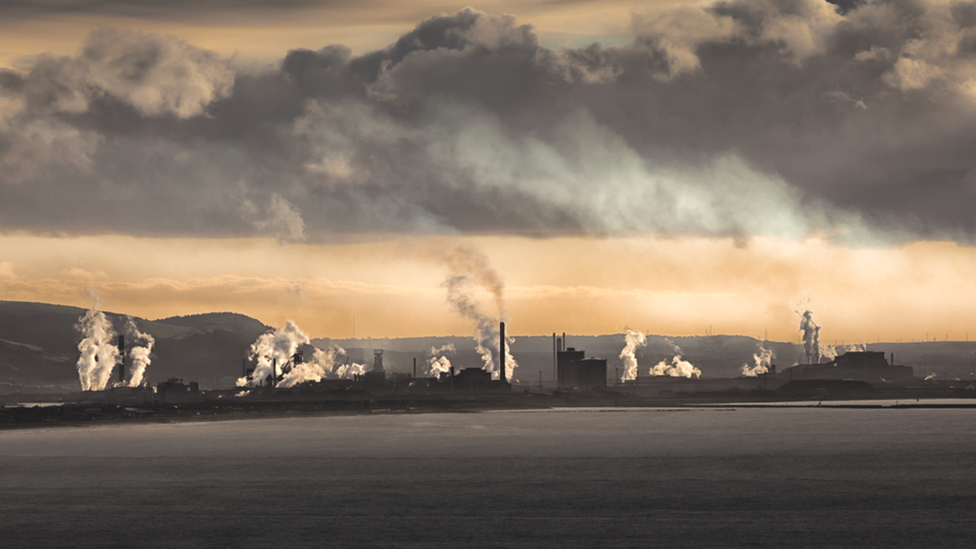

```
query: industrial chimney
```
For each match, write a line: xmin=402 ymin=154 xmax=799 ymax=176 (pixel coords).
xmin=500 ymin=321 xmax=507 ymax=384
xmin=117 ymin=334 xmax=125 ymax=384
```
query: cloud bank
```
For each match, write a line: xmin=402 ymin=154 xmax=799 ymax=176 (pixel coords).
xmin=3 ymin=2 xmax=976 ymax=243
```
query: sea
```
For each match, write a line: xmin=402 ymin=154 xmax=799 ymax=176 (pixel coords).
xmin=2 ymin=404 xmax=975 ymax=548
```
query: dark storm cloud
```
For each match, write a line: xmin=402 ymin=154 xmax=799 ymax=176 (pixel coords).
xmin=3 ymin=2 xmax=976 ymax=242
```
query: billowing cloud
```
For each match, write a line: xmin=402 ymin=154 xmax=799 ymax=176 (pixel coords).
xmin=2 ymin=3 xmax=976 ymax=243
xmin=17 ymin=28 xmax=233 ymax=117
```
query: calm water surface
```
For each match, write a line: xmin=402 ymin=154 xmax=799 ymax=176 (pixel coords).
xmin=2 ymin=407 xmax=974 ymax=548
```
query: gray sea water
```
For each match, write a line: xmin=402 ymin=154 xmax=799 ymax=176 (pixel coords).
xmin=2 ymin=406 xmax=975 ymax=548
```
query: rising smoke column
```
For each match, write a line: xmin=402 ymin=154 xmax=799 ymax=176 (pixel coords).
xmin=740 ymin=342 xmax=774 ymax=377
xmin=649 ymin=340 xmax=702 ymax=379
xmin=123 ymin=318 xmax=154 ymax=387
xmin=441 ymin=245 xmax=518 ymax=381
xmin=237 ymin=320 xmax=310 ymax=388
xmin=74 ymin=303 xmax=120 ymax=391
xmin=619 ymin=328 xmax=647 ymax=381
xmin=798 ymin=309 xmax=821 ymax=364
xmin=427 ymin=343 xmax=456 ymax=378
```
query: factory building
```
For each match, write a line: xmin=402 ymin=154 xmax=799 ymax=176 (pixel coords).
xmin=557 ymin=347 xmax=607 ymax=390
xmin=785 ymin=351 xmax=914 ymax=383
xmin=156 ymin=378 xmax=199 ymax=403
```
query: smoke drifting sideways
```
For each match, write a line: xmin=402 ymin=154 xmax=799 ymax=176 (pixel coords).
xmin=124 ymin=317 xmax=154 ymax=387
xmin=75 ymin=306 xmax=120 ymax=391
xmin=798 ymin=308 xmax=822 ymax=364
xmin=236 ymin=320 xmax=363 ymax=389
xmin=650 ymin=340 xmax=702 ymax=379
xmin=427 ymin=344 xmax=456 ymax=378
xmin=441 ymin=245 xmax=518 ymax=382
xmin=619 ymin=328 xmax=646 ymax=382
xmin=740 ymin=342 xmax=774 ymax=377
xmin=821 ymin=342 xmax=866 ymax=362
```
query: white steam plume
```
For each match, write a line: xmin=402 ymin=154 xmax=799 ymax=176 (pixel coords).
xmin=924 ymin=372 xmax=938 ymax=381
xmin=650 ymin=340 xmax=702 ymax=379
xmin=441 ymin=245 xmax=518 ymax=381
xmin=237 ymin=320 xmax=310 ymax=388
xmin=740 ymin=342 xmax=774 ymax=377
xmin=335 ymin=359 xmax=366 ymax=379
xmin=822 ymin=342 xmax=867 ymax=362
xmin=820 ymin=343 xmax=836 ymax=362
xmin=798 ymin=308 xmax=821 ymax=364
xmin=427 ymin=343 xmax=456 ymax=378
xmin=619 ymin=328 xmax=647 ymax=381
xmin=278 ymin=343 xmax=347 ymax=388
xmin=124 ymin=318 xmax=154 ymax=387
xmin=74 ymin=302 xmax=119 ymax=391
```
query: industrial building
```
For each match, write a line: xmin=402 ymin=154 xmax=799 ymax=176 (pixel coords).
xmin=557 ymin=347 xmax=607 ymax=390
xmin=784 ymin=351 xmax=914 ymax=383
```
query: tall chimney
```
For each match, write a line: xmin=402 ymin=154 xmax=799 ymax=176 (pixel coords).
xmin=500 ymin=321 xmax=507 ymax=384
xmin=117 ymin=334 xmax=125 ymax=384
xmin=562 ymin=332 xmax=566 ymax=351
xmin=271 ymin=358 xmax=277 ymax=389
xmin=413 ymin=357 xmax=417 ymax=378
xmin=552 ymin=332 xmax=557 ymax=386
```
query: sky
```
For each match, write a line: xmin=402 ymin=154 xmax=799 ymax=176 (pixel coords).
xmin=3 ymin=0 xmax=976 ymax=344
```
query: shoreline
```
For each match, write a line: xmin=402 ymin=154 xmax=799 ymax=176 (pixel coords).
xmin=4 ymin=393 xmax=976 ymax=431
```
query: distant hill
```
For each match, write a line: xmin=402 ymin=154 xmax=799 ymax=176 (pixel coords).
xmin=155 ymin=312 xmax=269 ymax=337
xmin=0 ymin=301 xmax=270 ymax=393
xmin=5 ymin=300 xmax=976 ymax=393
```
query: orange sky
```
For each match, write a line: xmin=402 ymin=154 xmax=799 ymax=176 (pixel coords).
xmin=2 ymin=233 xmax=974 ymax=343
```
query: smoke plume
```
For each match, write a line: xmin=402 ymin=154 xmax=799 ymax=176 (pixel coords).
xmin=123 ymin=318 xmax=154 ymax=387
xmin=619 ymin=328 xmax=647 ymax=381
xmin=237 ymin=320 xmax=360 ymax=389
xmin=237 ymin=320 xmax=310 ymax=388
xmin=650 ymin=340 xmax=702 ymax=379
xmin=335 ymin=359 xmax=365 ymax=379
xmin=441 ymin=245 xmax=518 ymax=381
xmin=821 ymin=342 xmax=867 ymax=362
xmin=740 ymin=342 xmax=774 ymax=377
xmin=74 ymin=303 xmax=119 ymax=391
xmin=798 ymin=309 xmax=821 ymax=364
xmin=278 ymin=342 xmax=348 ymax=388
xmin=427 ymin=343 xmax=456 ymax=378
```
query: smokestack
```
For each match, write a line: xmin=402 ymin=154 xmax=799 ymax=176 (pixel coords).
xmin=413 ymin=357 xmax=417 ymax=378
xmin=500 ymin=321 xmax=507 ymax=383
xmin=562 ymin=332 xmax=566 ymax=351
xmin=891 ymin=352 xmax=894 ymax=366
xmin=552 ymin=332 xmax=557 ymax=386
xmin=117 ymin=334 xmax=125 ymax=384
